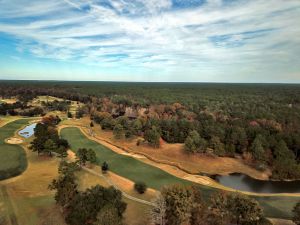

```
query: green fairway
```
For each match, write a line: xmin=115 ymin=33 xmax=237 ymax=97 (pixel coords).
xmin=0 ymin=119 xmax=31 ymax=180
xmin=61 ymin=127 xmax=194 ymax=190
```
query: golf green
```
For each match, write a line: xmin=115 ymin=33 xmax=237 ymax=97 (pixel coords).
xmin=0 ymin=119 xmax=31 ymax=180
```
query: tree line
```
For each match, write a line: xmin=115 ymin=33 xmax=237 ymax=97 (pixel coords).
xmin=2 ymin=82 xmax=300 ymax=180
xmin=150 ymin=184 xmax=272 ymax=225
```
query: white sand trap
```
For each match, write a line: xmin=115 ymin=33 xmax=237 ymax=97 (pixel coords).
xmin=183 ymin=175 xmax=211 ymax=185
xmin=120 ymin=152 xmax=146 ymax=159
xmin=5 ymin=137 xmax=23 ymax=144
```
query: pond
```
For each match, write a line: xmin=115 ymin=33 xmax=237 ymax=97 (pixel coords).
xmin=214 ymin=173 xmax=300 ymax=193
xmin=18 ymin=123 xmax=37 ymax=138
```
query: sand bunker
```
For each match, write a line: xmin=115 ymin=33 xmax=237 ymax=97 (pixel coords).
xmin=183 ymin=174 xmax=211 ymax=185
xmin=120 ymin=152 xmax=146 ymax=159
xmin=5 ymin=137 xmax=24 ymax=144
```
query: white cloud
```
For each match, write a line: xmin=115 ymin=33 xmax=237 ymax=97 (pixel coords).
xmin=0 ymin=0 xmax=299 ymax=81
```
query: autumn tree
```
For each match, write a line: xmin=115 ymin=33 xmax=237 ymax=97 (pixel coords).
xmin=272 ymin=140 xmax=300 ymax=179
xmin=113 ymin=124 xmax=124 ymax=139
xmin=49 ymin=161 xmax=79 ymax=209
xmin=227 ymin=193 xmax=264 ymax=225
xmin=209 ymin=192 xmax=265 ymax=225
xmin=65 ymin=185 xmax=126 ymax=225
xmin=150 ymin=194 xmax=167 ymax=225
xmin=43 ymin=139 xmax=57 ymax=156
xmin=250 ymin=135 xmax=267 ymax=168
xmin=185 ymin=130 xmax=207 ymax=153
xmin=94 ymin=204 xmax=123 ymax=225
xmin=209 ymin=136 xmax=225 ymax=156
xmin=30 ymin=121 xmax=68 ymax=157
xmin=76 ymin=148 xmax=97 ymax=166
xmin=144 ymin=126 xmax=161 ymax=148
xmin=161 ymin=185 xmax=193 ymax=225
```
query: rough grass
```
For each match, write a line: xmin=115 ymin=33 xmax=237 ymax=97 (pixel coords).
xmin=0 ymin=119 xmax=31 ymax=180
xmin=256 ymin=196 xmax=300 ymax=219
xmin=123 ymin=198 xmax=152 ymax=225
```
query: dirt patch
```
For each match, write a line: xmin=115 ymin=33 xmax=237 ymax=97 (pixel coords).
xmin=5 ymin=137 xmax=23 ymax=144
xmin=67 ymin=150 xmax=76 ymax=162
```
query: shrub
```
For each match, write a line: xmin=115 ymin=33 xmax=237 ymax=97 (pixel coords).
xmin=102 ymin=161 xmax=109 ymax=173
xmin=134 ymin=181 xmax=147 ymax=194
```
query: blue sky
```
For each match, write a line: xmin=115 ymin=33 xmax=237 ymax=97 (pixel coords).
xmin=0 ymin=0 xmax=299 ymax=82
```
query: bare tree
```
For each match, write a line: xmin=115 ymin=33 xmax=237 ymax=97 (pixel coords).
xmin=150 ymin=194 xmax=167 ymax=225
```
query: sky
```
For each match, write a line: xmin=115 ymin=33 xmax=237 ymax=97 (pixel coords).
xmin=0 ymin=0 xmax=299 ymax=82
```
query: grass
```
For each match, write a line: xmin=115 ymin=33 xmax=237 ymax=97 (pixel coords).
xmin=0 ymin=119 xmax=32 ymax=180
xmin=61 ymin=127 xmax=193 ymax=190
xmin=0 ymin=118 xmax=298 ymax=222
xmin=256 ymin=196 xmax=300 ymax=219
xmin=61 ymin=126 xmax=300 ymax=219
xmin=123 ymin=198 xmax=152 ymax=225
xmin=5 ymin=194 xmax=64 ymax=225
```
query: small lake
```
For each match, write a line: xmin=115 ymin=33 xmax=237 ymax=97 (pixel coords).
xmin=214 ymin=173 xmax=300 ymax=193
xmin=18 ymin=123 xmax=37 ymax=138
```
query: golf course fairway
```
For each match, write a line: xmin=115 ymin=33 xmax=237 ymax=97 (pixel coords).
xmin=60 ymin=127 xmax=196 ymax=190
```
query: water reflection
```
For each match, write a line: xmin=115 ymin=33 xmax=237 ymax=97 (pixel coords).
xmin=18 ymin=123 xmax=37 ymax=138
xmin=215 ymin=173 xmax=300 ymax=193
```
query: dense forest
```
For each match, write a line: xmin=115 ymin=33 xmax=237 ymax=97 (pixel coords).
xmin=1 ymin=81 xmax=300 ymax=180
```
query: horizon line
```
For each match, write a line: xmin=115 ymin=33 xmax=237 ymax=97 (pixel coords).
xmin=0 ymin=79 xmax=300 ymax=85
